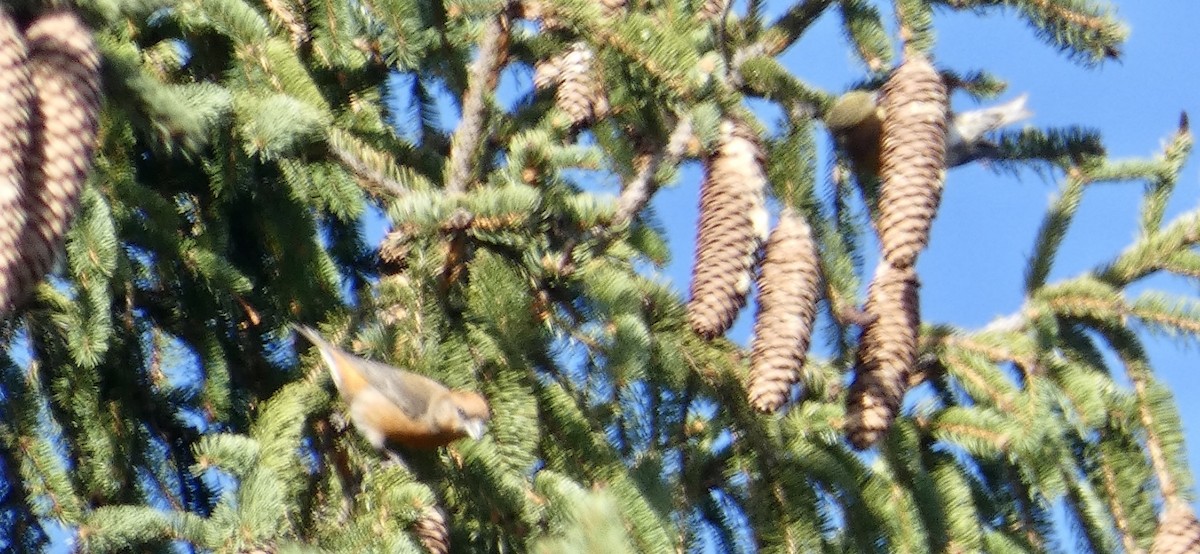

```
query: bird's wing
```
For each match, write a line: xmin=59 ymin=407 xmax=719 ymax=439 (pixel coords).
xmin=293 ymin=324 xmax=446 ymax=420
xmin=348 ymin=356 xmax=448 ymax=420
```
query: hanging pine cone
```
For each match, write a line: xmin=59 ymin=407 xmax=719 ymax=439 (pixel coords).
xmin=12 ymin=10 xmax=100 ymax=308
xmin=1152 ymin=504 xmax=1200 ymax=554
xmin=532 ymin=55 xmax=562 ymax=91
xmin=412 ymin=506 xmax=450 ymax=554
xmin=0 ymin=8 xmax=33 ymax=314
xmin=550 ymin=42 xmax=608 ymax=127
xmin=845 ymin=263 xmax=920 ymax=449
xmin=687 ymin=118 xmax=769 ymax=339
xmin=747 ymin=208 xmax=821 ymax=412
xmin=876 ymin=52 xmax=948 ymax=269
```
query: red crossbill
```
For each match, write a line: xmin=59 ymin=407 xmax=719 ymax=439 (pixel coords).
xmin=293 ymin=325 xmax=490 ymax=451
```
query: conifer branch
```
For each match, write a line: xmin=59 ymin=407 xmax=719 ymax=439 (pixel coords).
xmin=1135 ymin=377 xmax=1178 ymax=503
xmin=444 ymin=6 xmax=511 ymax=195
xmin=894 ymin=0 xmax=935 ymax=55
xmin=1094 ymin=447 xmax=1140 ymax=553
xmin=743 ymin=0 xmax=835 ymax=59
xmin=1139 ymin=114 xmax=1191 ymax=233
xmin=949 ymin=334 xmax=1034 ymax=369
xmin=932 ymin=0 xmax=1126 ymax=64
xmin=1006 ymin=464 xmax=1045 ymax=550
xmin=1065 ymin=458 xmax=1118 ymax=554
xmin=585 ymin=16 xmax=698 ymax=100
xmin=1025 ymin=168 xmax=1090 ymax=292
xmin=942 ymin=347 xmax=1018 ymax=413
xmin=1101 ymin=330 xmax=1188 ymax=510
xmin=262 ymin=0 xmax=310 ymax=48
xmin=327 ymin=138 xmax=407 ymax=197
xmin=735 ymin=56 xmax=831 ymax=115
xmin=326 ymin=128 xmax=434 ymax=197
xmin=613 ymin=115 xmax=693 ymax=226
xmin=547 ymin=115 xmax=694 ymax=277
xmin=839 ymin=0 xmax=894 ymax=72
xmin=1098 ymin=213 xmax=1200 ymax=286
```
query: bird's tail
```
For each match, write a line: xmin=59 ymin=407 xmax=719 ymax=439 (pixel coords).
xmin=953 ymin=93 xmax=1033 ymax=144
xmin=990 ymin=93 xmax=1033 ymax=129
xmin=292 ymin=323 xmax=339 ymax=354
xmin=292 ymin=324 xmax=349 ymax=388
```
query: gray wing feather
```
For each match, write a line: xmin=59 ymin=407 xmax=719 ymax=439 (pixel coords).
xmin=345 ymin=356 xmax=447 ymax=420
xmin=293 ymin=324 xmax=445 ymax=420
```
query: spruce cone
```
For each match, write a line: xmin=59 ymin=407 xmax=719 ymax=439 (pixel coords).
xmin=15 ymin=11 xmax=100 ymax=306
xmin=0 ymin=9 xmax=33 ymax=314
xmin=747 ymin=209 xmax=821 ymax=412
xmin=532 ymin=55 xmax=561 ymax=91
xmin=1152 ymin=504 xmax=1200 ymax=554
xmin=845 ymin=263 xmax=919 ymax=449
xmin=413 ymin=506 xmax=450 ymax=554
xmin=552 ymin=42 xmax=608 ymax=127
xmin=378 ymin=226 xmax=413 ymax=275
xmin=687 ymin=119 xmax=769 ymax=339
xmin=876 ymin=52 xmax=947 ymax=268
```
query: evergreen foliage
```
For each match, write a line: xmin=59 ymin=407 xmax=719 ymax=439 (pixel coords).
xmin=0 ymin=0 xmax=1192 ymax=552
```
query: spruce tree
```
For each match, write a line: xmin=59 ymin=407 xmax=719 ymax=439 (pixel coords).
xmin=0 ymin=0 xmax=1193 ymax=552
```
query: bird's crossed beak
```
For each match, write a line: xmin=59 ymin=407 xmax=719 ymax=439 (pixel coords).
xmin=463 ymin=419 xmax=487 ymax=440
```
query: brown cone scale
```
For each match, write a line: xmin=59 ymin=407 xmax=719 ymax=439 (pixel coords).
xmin=876 ymin=53 xmax=948 ymax=268
xmin=1152 ymin=504 xmax=1200 ymax=554
xmin=748 ymin=209 xmax=821 ymax=412
xmin=413 ymin=506 xmax=450 ymax=554
xmin=551 ymin=42 xmax=607 ymax=127
xmin=0 ymin=9 xmax=33 ymax=314
xmin=12 ymin=10 xmax=101 ymax=309
xmin=532 ymin=55 xmax=561 ymax=91
xmin=845 ymin=263 xmax=920 ymax=449
xmin=687 ymin=119 xmax=769 ymax=339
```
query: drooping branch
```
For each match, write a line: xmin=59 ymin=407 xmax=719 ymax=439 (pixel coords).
xmin=744 ymin=0 xmax=835 ymax=59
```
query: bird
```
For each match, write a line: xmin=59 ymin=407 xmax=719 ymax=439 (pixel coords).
xmin=825 ymin=89 xmax=1032 ymax=175
xmin=292 ymin=324 xmax=491 ymax=452
xmin=945 ymin=93 xmax=1032 ymax=167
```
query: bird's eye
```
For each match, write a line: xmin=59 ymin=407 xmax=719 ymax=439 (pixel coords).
xmin=457 ymin=407 xmax=467 ymax=418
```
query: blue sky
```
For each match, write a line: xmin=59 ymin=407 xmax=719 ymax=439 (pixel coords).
xmin=644 ymin=0 xmax=1200 ymax=509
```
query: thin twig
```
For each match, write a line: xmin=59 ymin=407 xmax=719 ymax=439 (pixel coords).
xmin=735 ymin=0 xmax=834 ymax=61
xmin=548 ymin=115 xmax=695 ymax=276
xmin=613 ymin=116 xmax=694 ymax=225
xmin=444 ymin=5 xmax=512 ymax=195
